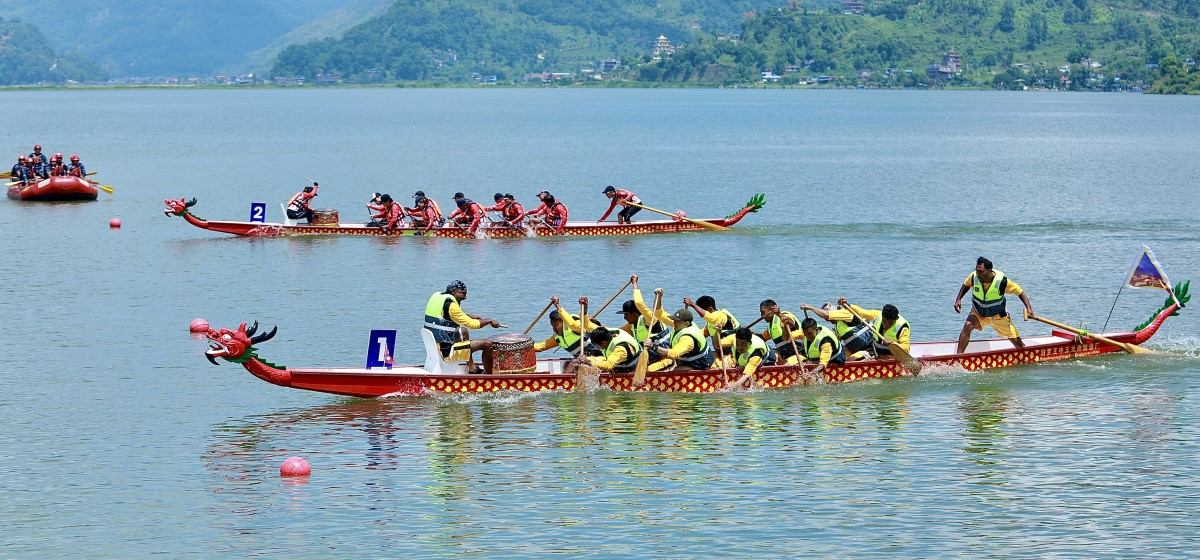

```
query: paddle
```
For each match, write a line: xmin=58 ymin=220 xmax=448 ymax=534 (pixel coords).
xmin=88 ymin=181 xmax=115 ymax=194
xmin=843 ymin=301 xmax=922 ymax=375
xmin=1026 ymin=312 xmax=1151 ymax=355
xmin=523 ymin=300 xmax=555 ymax=335
xmin=593 ymin=276 xmax=634 ymax=316
xmin=632 ymin=292 xmax=663 ymax=386
xmin=575 ymin=300 xmax=589 ymax=391
xmin=623 ymin=201 xmax=730 ymax=232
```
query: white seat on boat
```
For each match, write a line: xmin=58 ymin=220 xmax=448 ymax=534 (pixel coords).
xmin=421 ymin=328 xmax=467 ymax=374
xmin=280 ymin=203 xmax=298 ymax=226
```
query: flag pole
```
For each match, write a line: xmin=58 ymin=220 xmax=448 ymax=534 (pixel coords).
xmin=1100 ymin=283 xmax=1125 ymax=334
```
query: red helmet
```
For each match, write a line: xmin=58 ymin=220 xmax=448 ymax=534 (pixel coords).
xmin=24 ymin=157 xmax=33 ymax=164
xmin=33 ymin=144 xmax=41 ymax=151
xmin=70 ymin=154 xmax=80 ymax=162
xmin=54 ymin=152 xmax=62 ymax=158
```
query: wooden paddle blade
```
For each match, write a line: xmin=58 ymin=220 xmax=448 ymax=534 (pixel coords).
xmin=96 ymin=184 xmax=115 ymax=194
xmin=632 ymin=292 xmax=663 ymax=386
xmin=1027 ymin=314 xmax=1151 ymax=355
xmin=889 ymin=343 xmax=922 ymax=375
xmin=627 ymin=202 xmax=730 ymax=232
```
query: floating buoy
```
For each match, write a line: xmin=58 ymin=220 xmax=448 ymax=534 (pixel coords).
xmin=109 ymin=217 xmax=121 ymax=228
xmin=189 ymin=318 xmax=209 ymax=333
xmin=280 ymin=457 xmax=311 ymax=477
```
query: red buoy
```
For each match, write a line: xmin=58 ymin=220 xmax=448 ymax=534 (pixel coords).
xmin=280 ymin=457 xmax=311 ymax=477
xmin=189 ymin=318 xmax=209 ymax=333
xmin=109 ymin=217 xmax=122 ymax=228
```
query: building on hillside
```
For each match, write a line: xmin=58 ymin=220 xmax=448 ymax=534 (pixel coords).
xmin=652 ymin=35 xmax=675 ymax=61
xmin=599 ymin=59 xmax=620 ymax=73
xmin=842 ymin=1 xmax=864 ymax=14
xmin=315 ymin=72 xmax=341 ymax=85
xmin=926 ymin=50 xmax=962 ymax=79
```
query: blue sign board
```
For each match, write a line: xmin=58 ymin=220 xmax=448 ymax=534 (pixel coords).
xmin=366 ymin=329 xmax=397 ymax=369
xmin=250 ymin=202 xmax=266 ymax=223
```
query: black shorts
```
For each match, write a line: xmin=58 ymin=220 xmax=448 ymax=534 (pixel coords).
xmin=618 ymin=205 xmax=641 ymax=220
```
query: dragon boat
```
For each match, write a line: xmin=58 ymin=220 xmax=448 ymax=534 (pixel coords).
xmin=7 ymin=176 xmax=98 ymax=201
xmin=201 ymin=283 xmax=1187 ymax=398
xmin=163 ymin=194 xmax=765 ymax=239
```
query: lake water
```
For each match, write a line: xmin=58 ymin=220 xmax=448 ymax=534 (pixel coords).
xmin=1 ymin=88 xmax=1198 ymax=558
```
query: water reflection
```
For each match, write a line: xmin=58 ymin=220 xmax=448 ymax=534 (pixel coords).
xmin=958 ymin=386 xmax=1012 ymax=476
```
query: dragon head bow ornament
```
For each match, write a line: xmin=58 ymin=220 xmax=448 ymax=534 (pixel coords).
xmin=163 ymin=197 xmax=198 ymax=217
xmin=206 ymin=321 xmax=277 ymax=365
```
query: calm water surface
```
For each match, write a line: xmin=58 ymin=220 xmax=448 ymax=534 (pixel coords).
xmin=1 ymin=88 xmax=1199 ymax=558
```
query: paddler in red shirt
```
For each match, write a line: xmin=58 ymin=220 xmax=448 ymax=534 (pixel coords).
xmin=406 ymin=192 xmax=441 ymax=235
xmin=286 ymin=182 xmax=318 ymax=224
xmin=599 ymin=185 xmax=642 ymax=224
xmin=520 ymin=190 xmax=569 ymax=233
xmin=448 ymin=192 xmax=486 ymax=235
xmin=370 ymin=194 xmax=405 ymax=232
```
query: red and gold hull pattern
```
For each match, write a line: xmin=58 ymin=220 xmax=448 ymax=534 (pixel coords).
xmin=227 ymin=304 xmax=1176 ymax=399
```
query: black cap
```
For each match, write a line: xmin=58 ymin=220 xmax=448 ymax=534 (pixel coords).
xmin=537 ymin=190 xmax=550 ymax=197
xmin=370 ymin=192 xmax=381 ymax=202
xmin=494 ymin=192 xmax=504 ymax=201
xmin=603 ymin=185 xmax=616 ymax=194
xmin=549 ymin=310 xmax=562 ymax=321
xmin=413 ymin=190 xmax=425 ymax=198
xmin=504 ymin=193 xmax=514 ymax=199
xmin=303 ymin=186 xmax=314 ymax=193
xmin=453 ymin=192 xmax=465 ymax=199
xmin=618 ymin=300 xmax=637 ymax=314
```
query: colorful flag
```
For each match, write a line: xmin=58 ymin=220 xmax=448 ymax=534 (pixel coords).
xmin=1125 ymin=245 xmax=1173 ymax=293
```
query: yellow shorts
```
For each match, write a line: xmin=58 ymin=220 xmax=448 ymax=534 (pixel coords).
xmin=446 ymin=341 xmax=472 ymax=361
xmin=971 ymin=312 xmax=1020 ymax=338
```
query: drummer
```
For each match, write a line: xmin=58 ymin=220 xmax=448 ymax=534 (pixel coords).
xmin=422 ymin=280 xmax=503 ymax=375
xmin=533 ymin=296 xmax=601 ymax=357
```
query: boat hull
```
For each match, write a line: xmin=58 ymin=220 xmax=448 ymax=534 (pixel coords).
xmin=7 ymin=176 xmax=98 ymax=201
xmin=164 ymin=196 xmax=762 ymax=238
xmin=228 ymin=310 xmax=1171 ymax=399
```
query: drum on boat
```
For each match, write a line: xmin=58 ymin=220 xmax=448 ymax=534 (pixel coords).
xmin=312 ymin=208 xmax=339 ymax=226
xmin=489 ymin=333 xmax=536 ymax=375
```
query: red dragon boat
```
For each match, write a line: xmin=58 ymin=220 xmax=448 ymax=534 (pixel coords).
xmin=163 ymin=194 xmax=765 ymax=238
xmin=201 ymin=284 xmax=1187 ymax=398
xmin=7 ymin=176 xmax=98 ymax=201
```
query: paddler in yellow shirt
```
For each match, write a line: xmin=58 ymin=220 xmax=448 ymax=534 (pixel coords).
xmin=616 ymin=275 xmax=673 ymax=349
xmin=533 ymin=296 xmax=601 ymax=357
xmin=648 ymin=308 xmax=715 ymax=372
xmin=953 ymin=257 xmax=1034 ymax=354
xmin=833 ymin=297 xmax=911 ymax=356
xmin=758 ymin=299 xmax=804 ymax=365
xmin=586 ymin=326 xmax=643 ymax=373
xmin=801 ymin=301 xmax=878 ymax=360
xmin=722 ymin=327 xmax=776 ymax=388
xmin=800 ymin=317 xmax=846 ymax=377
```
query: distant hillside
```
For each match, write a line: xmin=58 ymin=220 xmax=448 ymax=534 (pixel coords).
xmin=641 ymin=0 xmax=1200 ymax=89
xmin=243 ymin=0 xmax=394 ymax=74
xmin=0 ymin=0 xmax=367 ymax=77
xmin=270 ymin=0 xmax=785 ymax=81
xmin=0 ymin=17 xmax=105 ymax=85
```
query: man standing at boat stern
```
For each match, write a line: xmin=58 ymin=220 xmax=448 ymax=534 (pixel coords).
xmin=423 ymin=281 xmax=502 ymax=375
xmin=953 ymin=257 xmax=1034 ymax=354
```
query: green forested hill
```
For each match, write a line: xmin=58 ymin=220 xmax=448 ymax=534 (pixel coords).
xmin=0 ymin=17 xmax=105 ymax=85
xmin=643 ymin=0 xmax=1200 ymax=90
xmin=271 ymin=0 xmax=1200 ymax=91
xmin=0 ymin=0 xmax=366 ymax=77
xmin=270 ymin=0 xmax=785 ymax=81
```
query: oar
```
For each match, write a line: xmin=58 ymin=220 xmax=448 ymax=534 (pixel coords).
xmin=623 ymin=201 xmax=729 ymax=232
xmin=88 ymin=181 xmax=115 ymax=194
xmin=593 ymin=276 xmax=634 ymax=316
xmin=1026 ymin=312 xmax=1151 ymax=355
xmin=522 ymin=300 xmax=555 ymax=335
xmin=632 ymin=292 xmax=663 ymax=386
xmin=575 ymin=300 xmax=589 ymax=392
xmin=843 ymin=302 xmax=922 ymax=375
